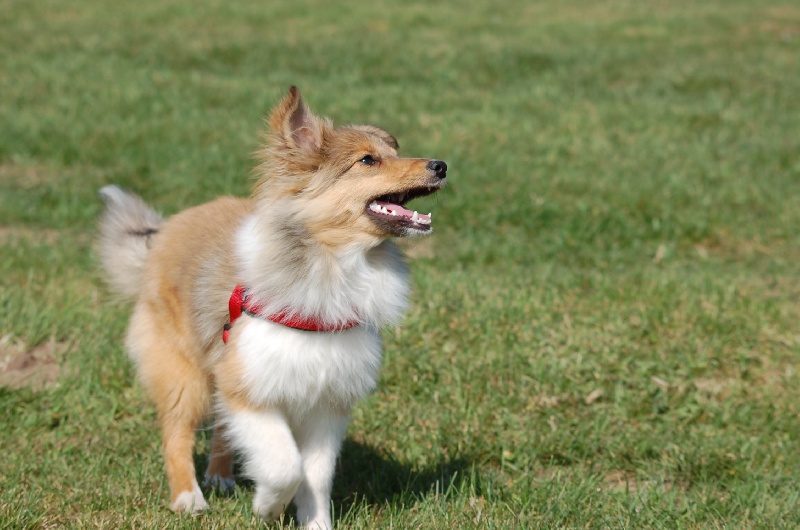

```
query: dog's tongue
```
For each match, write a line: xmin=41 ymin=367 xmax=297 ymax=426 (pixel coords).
xmin=370 ymin=200 xmax=431 ymax=224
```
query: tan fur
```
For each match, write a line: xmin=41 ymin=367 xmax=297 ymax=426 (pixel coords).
xmin=99 ymin=87 xmax=447 ymax=517
xmin=126 ymin=197 xmax=252 ymax=504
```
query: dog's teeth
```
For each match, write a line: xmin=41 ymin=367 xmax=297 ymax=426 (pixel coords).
xmin=369 ymin=202 xmax=381 ymax=213
xmin=411 ymin=211 xmax=419 ymax=223
xmin=390 ymin=210 xmax=397 ymax=216
xmin=380 ymin=206 xmax=389 ymax=214
xmin=428 ymin=212 xmax=432 ymax=218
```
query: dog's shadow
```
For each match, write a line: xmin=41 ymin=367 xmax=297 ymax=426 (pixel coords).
xmin=333 ymin=439 xmax=472 ymax=510
xmin=195 ymin=435 xmax=473 ymax=515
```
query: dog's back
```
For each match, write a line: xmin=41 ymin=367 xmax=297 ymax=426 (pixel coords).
xmin=99 ymin=190 xmax=254 ymax=359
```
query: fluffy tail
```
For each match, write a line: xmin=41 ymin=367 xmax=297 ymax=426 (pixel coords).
xmin=97 ymin=185 xmax=164 ymax=300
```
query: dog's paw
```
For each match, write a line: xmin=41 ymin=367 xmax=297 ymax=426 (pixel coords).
xmin=203 ymin=473 xmax=236 ymax=495
xmin=300 ymin=517 xmax=333 ymax=530
xmin=252 ymin=491 xmax=293 ymax=521
xmin=170 ymin=486 xmax=209 ymax=513
xmin=252 ymin=498 xmax=282 ymax=520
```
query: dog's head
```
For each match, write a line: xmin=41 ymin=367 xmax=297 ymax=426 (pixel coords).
xmin=255 ymin=87 xmax=447 ymax=248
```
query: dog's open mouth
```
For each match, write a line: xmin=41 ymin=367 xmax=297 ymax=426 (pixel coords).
xmin=365 ymin=185 xmax=441 ymax=233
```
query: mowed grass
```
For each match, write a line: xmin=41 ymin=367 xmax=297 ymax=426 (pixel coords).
xmin=2 ymin=0 xmax=799 ymax=527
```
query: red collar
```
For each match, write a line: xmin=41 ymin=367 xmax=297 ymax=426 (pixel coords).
xmin=222 ymin=284 xmax=360 ymax=343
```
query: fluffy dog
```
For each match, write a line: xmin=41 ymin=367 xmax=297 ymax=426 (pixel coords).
xmin=98 ymin=87 xmax=447 ymax=528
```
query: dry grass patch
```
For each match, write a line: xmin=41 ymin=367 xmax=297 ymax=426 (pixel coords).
xmin=0 ymin=335 xmax=70 ymax=390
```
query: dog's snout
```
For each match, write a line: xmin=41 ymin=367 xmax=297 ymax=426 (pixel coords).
xmin=426 ymin=160 xmax=447 ymax=179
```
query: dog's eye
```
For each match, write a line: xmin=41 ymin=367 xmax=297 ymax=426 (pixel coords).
xmin=359 ymin=155 xmax=378 ymax=166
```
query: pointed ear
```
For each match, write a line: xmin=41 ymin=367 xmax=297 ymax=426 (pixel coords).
xmin=269 ymin=86 xmax=324 ymax=152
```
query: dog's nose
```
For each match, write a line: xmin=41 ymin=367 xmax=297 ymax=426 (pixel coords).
xmin=426 ymin=160 xmax=447 ymax=179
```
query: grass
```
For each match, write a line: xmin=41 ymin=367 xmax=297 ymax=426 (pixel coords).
xmin=1 ymin=0 xmax=799 ymax=527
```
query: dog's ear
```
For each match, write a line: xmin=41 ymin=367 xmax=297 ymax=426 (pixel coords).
xmin=270 ymin=86 xmax=325 ymax=153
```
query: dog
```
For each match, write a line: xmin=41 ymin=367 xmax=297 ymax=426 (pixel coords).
xmin=97 ymin=86 xmax=447 ymax=528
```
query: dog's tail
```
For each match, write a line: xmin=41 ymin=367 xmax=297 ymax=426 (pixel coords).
xmin=97 ymin=185 xmax=164 ymax=300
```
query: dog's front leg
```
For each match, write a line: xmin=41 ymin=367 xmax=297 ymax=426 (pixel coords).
xmin=293 ymin=410 xmax=350 ymax=530
xmin=223 ymin=405 xmax=303 ymax=520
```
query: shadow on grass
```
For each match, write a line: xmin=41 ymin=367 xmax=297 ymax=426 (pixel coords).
xmin=333 ymin=438 xmax=473 ymax=510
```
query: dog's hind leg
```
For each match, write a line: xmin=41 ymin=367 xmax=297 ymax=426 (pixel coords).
xmin=203 ymin=421 xmax=236 ymax=494
xmin=129 ymin=307 xmax=212 ymax=513
xmin=154 ymin=358 xmax=212 ymax=513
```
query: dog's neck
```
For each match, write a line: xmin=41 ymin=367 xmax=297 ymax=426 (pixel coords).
xmin=234 ymin=208 xmax=410 ymax=327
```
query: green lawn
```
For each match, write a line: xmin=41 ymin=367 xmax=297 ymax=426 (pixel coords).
xmin=2 ymin=0 xmax=799 ymax=527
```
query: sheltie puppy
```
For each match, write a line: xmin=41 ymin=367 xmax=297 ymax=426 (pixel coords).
xmin=97 ymin=87 xmax=447 ymax=528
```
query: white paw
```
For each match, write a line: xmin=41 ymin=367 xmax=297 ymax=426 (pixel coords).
xmin=252 ymin=483 xmax=300 ymax=521
xmin=251 ymin=462 xmax=303 ymax=519
xmin=301 ymin=517 xmax=333 ymax=530
xmin=170 ymin=486 xmax=208 ymax=513
xmin=252 ymin=495 xmax=286 ymax=520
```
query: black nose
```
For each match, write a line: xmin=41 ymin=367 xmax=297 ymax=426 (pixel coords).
xmin=426 ymin=160 xmax=447 ymax=179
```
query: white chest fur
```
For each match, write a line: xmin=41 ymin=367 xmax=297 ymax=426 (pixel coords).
xmin=231 ymin=214 xmax=411 ymax=417
xmin=233 ymin=317 xmax=384 ymax=414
